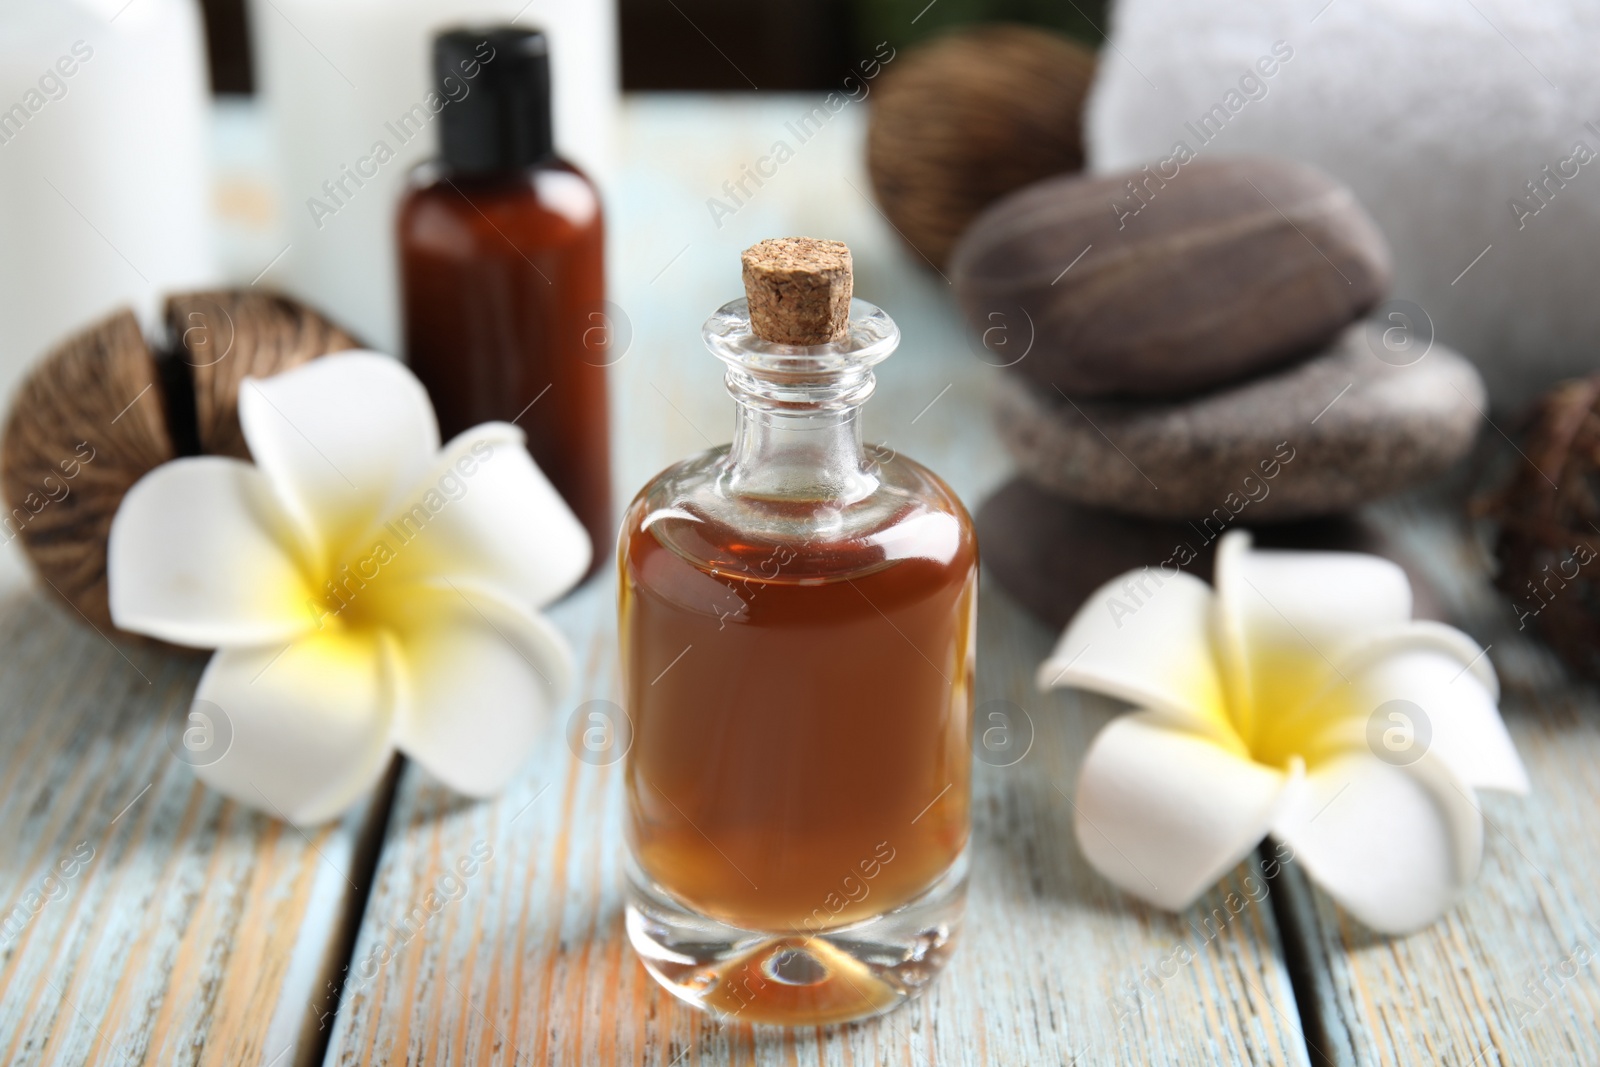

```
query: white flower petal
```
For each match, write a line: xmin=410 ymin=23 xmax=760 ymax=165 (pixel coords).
xmin=238 ymin=352 xmax=439 ymax=562
xmin=1275 ymin=751 xmax=1482 ymax=934
xmin=1330 ymin=635 xmax=1527 ymax=795
xmin=1073 ymin=712 xmax=1297 ymax=910
xmin=388 ymin=583 xmax=573 ymax=797
xmin=1337 ymin=620 xmax=1499 ymax=701
xmin=1039 ymin=568 xmax=1238 ymax=746
xmin=1215 ymin=531 xmax=1416 ymax=647
xmin=1214 ymin=530 xmax=1413 ymax=741
xmin=190 ymin=629 xmax=401 ymax=825
xmin=371 ymin=424 xmax=591 ymax=610
xmin=108 ymin=457 xmax=314 ymax=648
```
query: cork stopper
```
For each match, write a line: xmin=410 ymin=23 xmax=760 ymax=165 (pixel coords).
xmin=740 ymin=238 xmax=854 ymax=345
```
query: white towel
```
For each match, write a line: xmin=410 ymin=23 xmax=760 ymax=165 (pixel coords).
xmin=1087 ymin=0 xmax=1600 ymax=410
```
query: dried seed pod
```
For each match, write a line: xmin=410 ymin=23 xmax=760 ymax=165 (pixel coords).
xmin=168 ymin=289 xmax=362 ymax=459
xmin=866 ymin=24 xmax=1095 ymax=271
xmin=1488 ymin=374 xmax=1600 ymax=679
xmin=1 ymin=309 xmax=175 ymax=629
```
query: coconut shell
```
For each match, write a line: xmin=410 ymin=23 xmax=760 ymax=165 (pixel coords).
xmin=1 ymin=309 xmax=175 ymax=629
xmin=2 ymin=289 xmax=361 ymax=636
xmin=866 ymin=24 xmax=1095 ymax=271
xmin=168 ymin=289 xmax=362 ymax=459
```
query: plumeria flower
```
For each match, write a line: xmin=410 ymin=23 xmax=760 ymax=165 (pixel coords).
xmin=108 ymin=352 xmax=590 ymax=824
xmin=1038 ymin=530 xmax=1527 ymax=934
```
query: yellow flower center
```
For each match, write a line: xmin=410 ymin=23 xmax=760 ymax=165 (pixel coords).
xmin=1222 ymin=639 xmax=1359 ymax=772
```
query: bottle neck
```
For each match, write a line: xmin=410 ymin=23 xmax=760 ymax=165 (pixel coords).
xmin=723 ymin=374 xmax=877 ymax=504
xmin=702 ymin=296 xmax=899 ymax=507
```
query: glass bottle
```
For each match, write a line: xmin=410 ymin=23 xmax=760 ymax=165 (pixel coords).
xmin=619 ymin=239 xmax=976 ymax=1025
xmin=399 ymin=28 xmax=611 ymax=577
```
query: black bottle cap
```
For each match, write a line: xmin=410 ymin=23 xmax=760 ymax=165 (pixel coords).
xmin=435 ymin=27 xmax=554 ymax=172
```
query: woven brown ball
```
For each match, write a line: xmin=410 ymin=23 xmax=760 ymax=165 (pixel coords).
xmin=1489 ymin=374 xmax=1600 ymax=678
xmin=1 ymin=290 xmax=360 ymax=631
xmin=866 ymin=24 xmax=1096 ymax=272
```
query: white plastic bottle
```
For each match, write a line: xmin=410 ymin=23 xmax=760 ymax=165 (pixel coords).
xmin=0 ymin=0 xmax=217 ymax=405
xmin=249 ymin=0 xmax=618 ymax=354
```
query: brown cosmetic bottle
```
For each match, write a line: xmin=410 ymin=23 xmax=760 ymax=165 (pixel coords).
xmin=399 ymin=27 xmax=611 ymax=576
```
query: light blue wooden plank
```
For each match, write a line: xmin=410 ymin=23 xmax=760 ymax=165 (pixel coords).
xmin=1273 ymin=491 xmax=1600 ymax=1067
xmin=0 ymin=578 xmax=384 ymax=1067
xmin=322 ymin=94 xmax=1311 ymax=1066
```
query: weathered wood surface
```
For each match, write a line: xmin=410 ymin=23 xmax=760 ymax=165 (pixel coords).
xmin=322 ymin=95 xmax=1310 ymax=1066
xmin=323 ymin=580 xmax=1311 ymax=1066
xmin=6 ymin=93 xmax=1598 ymax=1067
xmin=1275 ymin=493 xmax=1600 ymax=1067
xmin=0 ymin=584 xmax=386 ymax=1066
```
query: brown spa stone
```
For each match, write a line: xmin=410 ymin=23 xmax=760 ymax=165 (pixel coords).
xmin=950 ymin=157 xmax=1391 ymax=397
xmin=977 ymin=477 xmax=1446 ymax=631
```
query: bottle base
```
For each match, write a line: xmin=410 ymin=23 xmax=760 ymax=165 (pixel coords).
xmin=624 ymin=848 xmax=967 ymax=1026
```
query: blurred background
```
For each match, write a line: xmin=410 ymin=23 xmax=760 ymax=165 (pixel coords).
xmin=0 ymin=0 xmax=1100 ymax=406
xmin=7 ymin=0 xmax=1600 ymax=613
xmin=7 ymin=0 xmax=1596 ymax=414
xmin=199 ymin=0 xmax=1106 ymax=94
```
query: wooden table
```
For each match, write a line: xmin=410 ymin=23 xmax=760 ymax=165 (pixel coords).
xmin=2 ymin=96 xmax=1597 ymax=1066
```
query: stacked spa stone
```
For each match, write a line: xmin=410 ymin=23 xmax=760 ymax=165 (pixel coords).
xmin=950 ymin=157 xmax=1483 ymax=626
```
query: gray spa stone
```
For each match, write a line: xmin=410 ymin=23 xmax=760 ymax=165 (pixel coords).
xmin=993 ymin=323 xmax=1485 ymax=520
